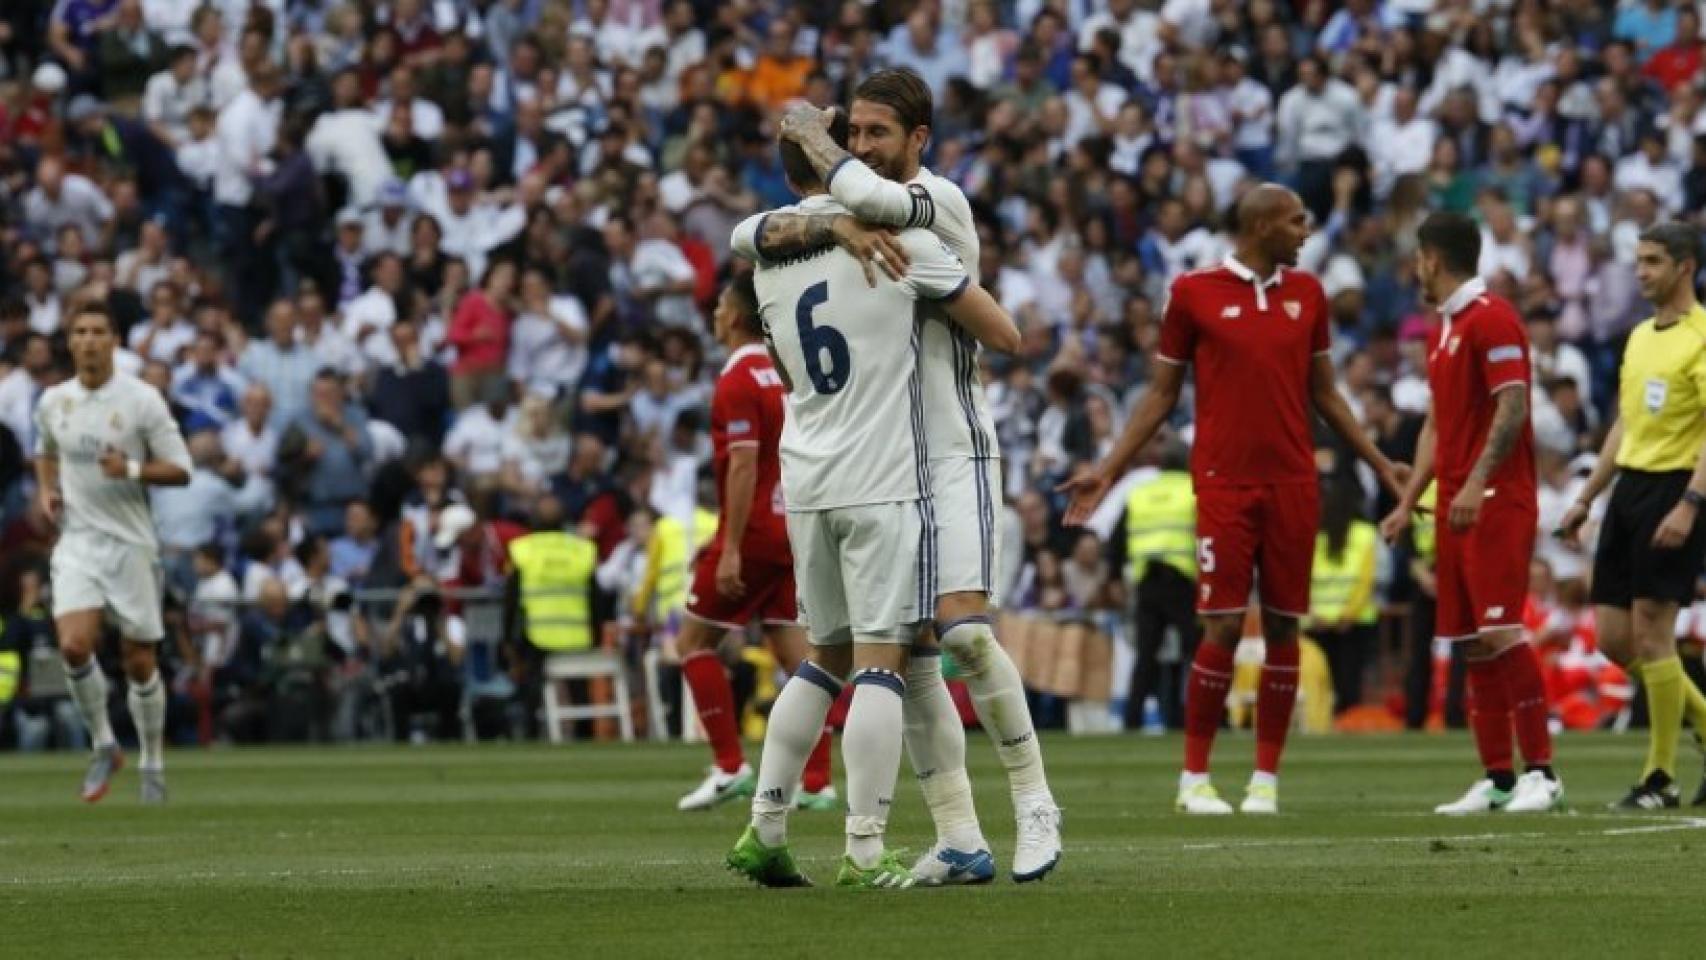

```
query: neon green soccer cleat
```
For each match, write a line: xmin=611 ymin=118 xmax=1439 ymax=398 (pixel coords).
xmin=835 ymin=851 xmax=926 ymax=889
xmin=725 ymin=827 xmax=812 ymax=888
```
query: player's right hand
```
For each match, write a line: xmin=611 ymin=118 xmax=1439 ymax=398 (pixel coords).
xmin=37 ymin=488 xmax=62 ymax=527
xmin=1057 ymin=466 xmax=1112 ymax=527
xmin=1378 ymin=505 xmax=1410 ymax=544
xmin=716 ymin=550 xmax=745 ymax=599
xmin=1554 ymin=501 xmax=1589 ymax=548
xmin=831 ymin=216 xmax=909 ymax=286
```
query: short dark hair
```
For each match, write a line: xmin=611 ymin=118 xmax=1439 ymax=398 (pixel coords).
xmin=779 ymin=109 xmax=850 ymax=190
xmin=1416 ymin=211 xmax=1481 ymax=276
xmin=69 ymin=302 xmax=115 ymax=333
xmin=727 ymin=271 xmax=760 ymax=336
xmin=853 ymin=68 xmax=933 ymax=133
xmin=1639 ymin=221 xmax=1702 ymax=272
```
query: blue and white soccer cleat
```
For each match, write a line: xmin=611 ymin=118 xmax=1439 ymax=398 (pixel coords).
xmin=911 ymin=843 xmax=996 ymax=886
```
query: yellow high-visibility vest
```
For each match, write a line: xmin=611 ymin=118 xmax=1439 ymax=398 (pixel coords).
xmin=1309 ymin=520 xmax=1379 ymax=626
xmin=1125 ymin=470 xmax=1197 ymax=581
xmin=1413 ymin=482 xmax=1437 ymax=562
xmin=508 ymin=531 xmax=597 ymax=652
xmin=0 ymin=650 xmax=17 ymax=703
xmin=641 ymin=508 xmax=718 ymax=618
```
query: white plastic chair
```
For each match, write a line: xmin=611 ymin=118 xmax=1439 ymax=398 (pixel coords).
xmin=542 ymin=652 xmax=634 ymax=743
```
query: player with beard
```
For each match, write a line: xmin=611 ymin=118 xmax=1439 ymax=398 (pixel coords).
xmin=731 ymin=68 xmax=1060 ymax=883
xmin=1062 ymin=185 xmax=1408 ymax=815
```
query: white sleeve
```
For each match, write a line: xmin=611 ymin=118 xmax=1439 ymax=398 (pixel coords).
xmin=33 ymin=394 xmax=56 ymax=456
xmin=897 ymin=229 xmax=971 ymax=302
xmin=826 ymin=158 xmax=935 ymax=229
xmin=481 ymin=202 xmax=527 ymax=250
xmin=730 ymin=212 xmax=764 ymax=263
xmin=141 ymin=389 xmax=192 ymax=470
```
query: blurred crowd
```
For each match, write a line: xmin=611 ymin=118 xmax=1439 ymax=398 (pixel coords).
xmin=0 ymin=0 xmax=1700 ymax=744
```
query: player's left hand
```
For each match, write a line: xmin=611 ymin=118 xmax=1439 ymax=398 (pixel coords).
xmin=716 ymin=550 xmax=745 ymax=599
xmin=1378 ymin=505 xmax=1410 ymax=543
xmin=1652 ymin=500 xmax=1698 ymax=550
xmin=1382 ymin=462 xmax=1413 ymax=498
xmin=779 ymin=103 xmax=835 ymax=143
xmin=1447 ymin=480 xmax=1483 ymax=533
xmin=99 ymin=446 xmax=129 ymax=479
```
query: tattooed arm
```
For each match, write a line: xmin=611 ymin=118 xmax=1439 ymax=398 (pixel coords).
xmin=780 ymin=103 xmax=936 ymax=230
xmin=1448 ymin=386 xmax=1528 ymax=532
xmin=729 ymin=208 xmax=910 ymax=285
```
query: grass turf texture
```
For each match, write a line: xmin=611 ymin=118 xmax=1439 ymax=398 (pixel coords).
xmin=3 ymin=734 xmax=1702 ymax=958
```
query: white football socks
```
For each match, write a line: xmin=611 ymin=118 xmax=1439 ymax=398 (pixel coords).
xmin=904 ymin=651 xmax=986 ymax=852
xmin=64 ymin=657 xmax=116 ymax=749
xmin=941 ymin=617 xmax=1055 ymax=811
xmin=843 ymin=666 xmax=907 ymax=869
xmin=750 ymin=661 xmax=841 ymax=847
xmin=128 ymin=670 xmax=166 ymax=772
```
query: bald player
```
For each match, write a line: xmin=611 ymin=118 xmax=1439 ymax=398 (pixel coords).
xmin=1062 ymin=185 xmax=1407 ymax=815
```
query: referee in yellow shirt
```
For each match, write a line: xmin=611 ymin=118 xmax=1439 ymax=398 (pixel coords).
xmin=1560 ymin=223 xmax=1706 ymax=809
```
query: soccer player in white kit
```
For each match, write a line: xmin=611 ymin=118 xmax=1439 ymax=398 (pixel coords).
xmin=725 ymin=115 xmax=1022 ymax=889
xmin=33 ymin=304 xmax=191 ymax=803
xmin=728 ymin=68 xmax=1063 ymax=884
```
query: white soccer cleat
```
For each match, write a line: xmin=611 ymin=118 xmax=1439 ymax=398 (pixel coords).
xmin=1239 ymin=782 xmax=1278 ymax=815
xmin=1175 ymin=781 xmax=1234 ymax=815
xmin=1011 ymin=803 xmax=1063 ymax=882
xmin=676 ymin=763 xmax=755 ymax=811
xmin=1504 ymin=770 xmax=1565 ymax=813
xmin=1434 ymin=778 xmax=1510 ymax=815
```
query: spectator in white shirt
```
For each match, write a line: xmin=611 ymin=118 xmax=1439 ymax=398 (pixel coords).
xmin=21 ymin=261 xmax=61 ymax=335
xmin=443 ymin=386 xmax=515 ymax=492
xmin=306 ymin=70 xmax=391 ymax=208
xmin=129 ymin=280 xmax=198 ymax=363
xmin=175 ymin=105 xmax=220 ymax=190
xmin=362 ymin=179 xmax=416 ymax=257
xmin=605 ymin=212 xmax=699 ymax=330
xmin=1368 ymin=86 xmax=1437 ymax=198
xmin=221 ymin=383 xmax=280 ymax=518
xmin=114 ymin=216 xmax=174 ymax=297
xmin=23 ymin=157 xmax=113 ymax=255
xmin=407 ymin=167 xmax=527 ymax=280
xmin=508 ymin=264 xmax=589 ymax=400
xmin=1221 ymin=49 xmax=1275 ymax=178
xmin=1276 ymin=55 xmax=1362 ymax=219
xmin=296 ymin=287 xmax=364 ymax=379
xmin=1079 ymin=0 xmax=1161 ymax=84
xmin=1477 ymin=196 xmax=1532 ymax=283
xmin=500 ymin=393 xmax=572 ymax=500
xmin=1614 ymin=131 xmax=1685 ymax=215
xmin=662 ymin=0 xmax=706 ymax=82
xmin=342 ymin=252 xmax=408 ymax=368
xmin=375 ymin=65 xmax=445 ymax=141
xmin=1064 ymin=52 xmax=1128 ymax=149
xmin=142 ymin=44 xmax=209 ymax=145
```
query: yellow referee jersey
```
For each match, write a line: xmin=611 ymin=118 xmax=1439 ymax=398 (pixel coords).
xmin=1617 ymin=304 xmax=1706 ymax=472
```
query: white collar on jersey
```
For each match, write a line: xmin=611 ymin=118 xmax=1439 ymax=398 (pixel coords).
xmin=1221 ymin=255 xmax=1285 ymax=312
xmin=721 ymin=343 xmax=770 ymax=376
xmin=1437 ymin=276 xmax=1487 ymax=320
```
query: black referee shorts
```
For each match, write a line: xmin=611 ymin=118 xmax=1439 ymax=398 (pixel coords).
xmin=1590 ymin=469 xmax=1706 ymax=608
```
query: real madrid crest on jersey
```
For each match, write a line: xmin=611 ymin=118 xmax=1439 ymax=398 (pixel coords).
xmin=1282 ymin=301 xmax=1301 ymax=320
xmin=110 ymin=411 xmax=123 ymax=430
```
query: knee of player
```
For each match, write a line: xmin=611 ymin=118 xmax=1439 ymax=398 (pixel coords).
xmin=1200 ymin=614 xmax=1244 ymax=648
xmin=120 ymin=641 xmax=159 ymax=681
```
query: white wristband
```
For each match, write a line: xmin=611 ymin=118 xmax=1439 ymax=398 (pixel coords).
xmin=126 ymin=460 xmax=142 ymax=481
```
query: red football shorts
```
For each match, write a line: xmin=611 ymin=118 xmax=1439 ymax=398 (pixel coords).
xmin=1434 ymin=486 xmax=1535 ymax=640
xmin=1194 ymin=482 xmax=1318 ymax=617
xmin=684 ymin=547 xmax=800 ymax=628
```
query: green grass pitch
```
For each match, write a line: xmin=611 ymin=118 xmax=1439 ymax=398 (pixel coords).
xmin=4 ymin=733 xmax=1704 ymax=958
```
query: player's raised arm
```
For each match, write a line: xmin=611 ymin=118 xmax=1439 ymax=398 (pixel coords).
xmin=780 ymin=103 xmax=926 ymax=230
xmin=730 ymin=209 xmax=909 ymax=285
xmin=1059 ymin=361 xmax=1186 ymax=526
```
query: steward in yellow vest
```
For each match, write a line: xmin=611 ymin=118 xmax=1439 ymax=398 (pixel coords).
xmin=635 ymin=506 xmax=718 ymax=631
xmin=1117 ymin=445 xmax=1199 ymax=731
xmin=1307 ymin=480 xmax=1380 ymax=715
xmin=504 ymin=496 xmax=598 ymax=655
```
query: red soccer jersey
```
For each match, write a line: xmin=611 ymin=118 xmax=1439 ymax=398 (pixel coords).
xmin=1426 ymin=280 xmax=1537 ymax=500
xmin=1156 ymin=259 xmax=1331 ymax=488
xmin=711 ymin=343 xmax=792 ymax=565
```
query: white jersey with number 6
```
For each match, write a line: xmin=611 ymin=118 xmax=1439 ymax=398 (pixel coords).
xmin=754 ymin=195 xmax=973 ymax=513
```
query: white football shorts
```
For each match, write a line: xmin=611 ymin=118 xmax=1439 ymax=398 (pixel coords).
xmin=787 ymin=500 xmax=927 ymax=645
xmin=51 ymin=532 xmax=166 ymax=642
xmin=928 ymin=456 xmax=1003 ymax=606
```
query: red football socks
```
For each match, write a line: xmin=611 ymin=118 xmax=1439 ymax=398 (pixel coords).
xmin=1255 ymin=640 xmax=1300 ymax=774
xmin=1467 ymin=655 xmax=1514 ymax=776
xmin=1184 ymin=643 xmax=1236 ymax=774
xmin=1499 ymin=642 xmax=1554 ymax=768
xmin=682 ymin=650 xmax=744 ymax=774
xmin=801 ymin=726 xmax=833 ymax=793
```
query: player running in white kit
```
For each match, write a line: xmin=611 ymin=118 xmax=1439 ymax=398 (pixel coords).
xmin=730 ymin=68 xmax=1062 ymax=884
xmin=726 ymin=114 xmax=1022 ymax=889
xmin=34 ymin=304 xmax=191 ymax=803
